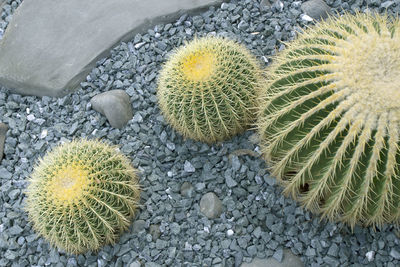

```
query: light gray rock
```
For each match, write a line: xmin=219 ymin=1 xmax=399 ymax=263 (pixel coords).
xmin=129 ymin=261 xmax=141 ymax=267
xmin=390 ymin=248 xmax=400 ymax=260
xmin=382 ymin=1 xmax=395 ymax=9
xmin=241 ymin=249 xmax=304 ymax=267
xmin=180 ymin=182 xmax=194 ymax=198
xmin=200 ymin=192 xmax=223 ymax=219
xmin=0 ymin=0 xmax=225 ymax=97
xmin=184 ymin=160 xmax=195 ymax=173
xmin=225 ymin=175 xmax=238 ymax=188
xmin=8 ymin=225 xmax=23 ymax=236
xmin=132 ymin=219 xmax=146 ymax=234
xmin=301 ymin=0 xmax=332 ymax=20
xmin=260 ymin=0 xmax=271 ymax=8
xmin=90 ymin=90 xmax=133 ymax=129
xmin=149 ymin=224 xmax=161 ymax=241
xmin=0 ymin=167 xmax=11 ymax=179
xmin=0 ymin=123 xmax=7 ymax=162
xmin=8 ymin=189 xmax=20 ymax=200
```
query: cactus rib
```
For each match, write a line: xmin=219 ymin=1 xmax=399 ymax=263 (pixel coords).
xmin=157 ymin=36 xmax=262 ymax=143
xmin=258 ymin=13 xmax=400 ymax=228
xmin=25 ymin=139 xmax=140 ymax=254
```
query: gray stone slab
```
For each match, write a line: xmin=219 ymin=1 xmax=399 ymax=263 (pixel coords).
xmin=241 ymin=250 xmax=304 ymax=267
xmin=0 ymin=0 xmax=224 ymax=97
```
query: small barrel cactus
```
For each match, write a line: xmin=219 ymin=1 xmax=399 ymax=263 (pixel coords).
xmin=258 ymin=13 xmax=400 ymax=228
xmin=25 ymin=139 xmax=140 ymax=254
xmin=157 ymin=36 xmax=262 ymax=143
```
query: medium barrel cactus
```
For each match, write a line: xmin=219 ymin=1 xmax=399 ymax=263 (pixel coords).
xmin=25 ymin=139 xmax=140 ymax=254
xmin=157 ymin=36 xmax=262 ymax=143
xmin=258 ymin=13 xmax=400 ymax=228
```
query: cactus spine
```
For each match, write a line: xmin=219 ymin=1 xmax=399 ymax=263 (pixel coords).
xmin=25 ymin=139 xmax=140 ymax=254
xmin=157 ymin=36 xmax=262 ymax=143
xmin=257 ymin=13 xmax=400 ymax=228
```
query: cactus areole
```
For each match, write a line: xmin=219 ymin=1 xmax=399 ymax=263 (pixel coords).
xmin=25 ymin=139 xmax=140 ymax=254
xmin=258 ymin=13 xmax=400 ymax=228
xmin=157 ymin=36 xmax=262 ymax=143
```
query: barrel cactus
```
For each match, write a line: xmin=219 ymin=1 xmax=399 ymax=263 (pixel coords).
xmin=258 ymin=13 xmax=400 ymax=228
xmin=157 ymin=36 xmax=262 ymax=143
xmin=25 ymin=139 xmax=140 ymax=254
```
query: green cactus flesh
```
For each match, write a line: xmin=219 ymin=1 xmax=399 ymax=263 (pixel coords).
xmin=157 ymin=36 xmax=262 ymax=143
xmin=25 ymin=139 xmax=140 ymax=254
xmin=257 ymin=13 xmax=400 ymax=228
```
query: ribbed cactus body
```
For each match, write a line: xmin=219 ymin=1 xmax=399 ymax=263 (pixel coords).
xmin=157 ymin=37 xmax=262 ymax=143
xmin=258 ymin=13 xmax=400 ymax=228
xmin=25 ymin=139 xmax=140 ymax=254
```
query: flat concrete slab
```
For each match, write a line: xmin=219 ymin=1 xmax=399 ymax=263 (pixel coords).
xmin=0 ymin=0 xmax=224 ymax=97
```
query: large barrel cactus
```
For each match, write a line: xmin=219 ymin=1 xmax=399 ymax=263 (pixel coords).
xmin=157 ymin=36 xmax=262 ymax=143
xmin=25 ymin=139 xmax=140 ymax=254
xmin=258 ymin=13 xmax=400 ymax=228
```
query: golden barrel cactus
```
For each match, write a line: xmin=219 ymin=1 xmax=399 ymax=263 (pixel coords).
xmin=257 ymin=13 xmax=400 ymax=228
xmin=157 ymin=36 xmax=262 ymax=143
xmin=25 ymin=139 xmax=140 ymax=254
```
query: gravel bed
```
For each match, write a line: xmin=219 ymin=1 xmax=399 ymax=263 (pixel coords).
xmin=1 ymin=0 xmax=400 ymax=266
xmin=0 ymin=0 xmax=21 ymax=39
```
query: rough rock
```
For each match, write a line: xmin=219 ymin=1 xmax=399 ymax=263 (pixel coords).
xmin=390 ymin=248 xmax=400 ymax=260
xmin=90 ymin=90 xmax=133 ymax=129
xmin=149 ymin=224 xmax=161 ymax=241
xmin=241 ymin=249 xmax=304 ymax=267
xmin=301 ymin=0 xmax=332 ymax=20
xmin=184 ymin=160 xmax=196 ymax=173
xmin=260 ymin=0 xmax=271 ymax=8
xmin=200 ymin=192 xmax=223 ymax=219
xmin=129 ymin=261 xmax=141 ymax=267
xmin=0 ymin=123 xmax=7 ymax=162
xmin=0 ymin=0 xmax=225 ymax=97
xmin=132 ymin=219 xmax=146 ymax=234
xmin=381 ymin=1 xmax=395 ymax=9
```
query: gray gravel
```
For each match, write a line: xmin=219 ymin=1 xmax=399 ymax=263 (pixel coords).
xmin=1 ymin=0 xmax=400 ymax=266
xmin=0 ymin=0 xmax=21 ymax=40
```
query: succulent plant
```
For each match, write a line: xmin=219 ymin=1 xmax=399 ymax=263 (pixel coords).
xmin=25 ymin=139 xmax=140 ymax=254
xmin=157 ymin=36 xmax=262 ymax=143
xmin=257 ymin=13 xmax=400 ymax=228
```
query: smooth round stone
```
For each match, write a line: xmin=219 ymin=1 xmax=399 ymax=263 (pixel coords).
xmin=90 ymin=89 xmax=133 ymax=129
xmin=200 ymin=192 xmax=223 ymax=219
xmin=301 ymin=0 xmax=332 ymax=20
